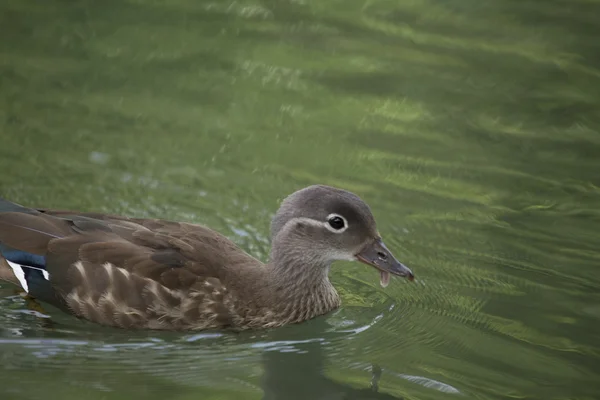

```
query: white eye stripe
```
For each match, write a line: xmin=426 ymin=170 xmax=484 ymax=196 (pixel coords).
xmin=279 ymin=218 xmax=326 ymax=235
xmin=280 ymin=216 xmax=349 ymax=235
xmin=325 ymin=213 xmax=348 ymax=233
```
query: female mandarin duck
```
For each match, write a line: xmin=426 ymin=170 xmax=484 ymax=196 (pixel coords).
xmin=0 ymin=185 xmax=414 ymax=331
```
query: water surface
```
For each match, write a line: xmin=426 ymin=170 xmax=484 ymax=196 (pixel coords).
xmin=1 ymin=0 xmax=599 ymax=399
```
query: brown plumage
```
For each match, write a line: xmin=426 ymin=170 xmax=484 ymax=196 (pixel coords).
xmin=0 ymin=185 xmax=414 ymax=331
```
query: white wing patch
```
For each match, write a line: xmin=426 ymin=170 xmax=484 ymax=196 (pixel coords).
xmin=5 ymin=260 xmax=51 ymax=293
xmin=7 ymin=260 xmax=28 ymax=292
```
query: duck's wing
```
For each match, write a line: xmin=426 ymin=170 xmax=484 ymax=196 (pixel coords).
xmin=0 ymin=199 xmax=253 ymax=330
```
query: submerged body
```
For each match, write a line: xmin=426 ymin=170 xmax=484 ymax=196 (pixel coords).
xmin=0 ymin=185 xmax=413 ymax=331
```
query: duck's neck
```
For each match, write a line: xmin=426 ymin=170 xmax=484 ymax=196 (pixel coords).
xmin=266 ymin=245 xmax=341 ymax=322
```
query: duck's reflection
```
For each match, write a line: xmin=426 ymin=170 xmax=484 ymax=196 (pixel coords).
xmin=259 ymin=319 xmax=402 ymax=400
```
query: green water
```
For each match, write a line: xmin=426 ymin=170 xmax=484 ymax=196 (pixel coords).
xmin=1 ymin=0 xmax=599 ymax=399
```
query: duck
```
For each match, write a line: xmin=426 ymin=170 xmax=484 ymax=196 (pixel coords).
xmin=0 ymin=184 xmax=414 ymax=331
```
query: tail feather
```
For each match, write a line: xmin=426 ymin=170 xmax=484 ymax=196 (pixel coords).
xmin=0 ymin=255 xmax=20 ymax=287
xmin=0 ymin=242 xmax=50 ymax=293
xmin=0 ymin=198 xmax=56 ymax=293
xmin=0 ymin=198 xmax=40 ymax=215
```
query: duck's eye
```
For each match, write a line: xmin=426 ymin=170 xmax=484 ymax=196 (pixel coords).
xmin=328 ymin=216 xmax=345 ymax=230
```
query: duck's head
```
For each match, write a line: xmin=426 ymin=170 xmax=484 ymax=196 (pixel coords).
xmin=270 ymin=185 xmax=414 ymax=287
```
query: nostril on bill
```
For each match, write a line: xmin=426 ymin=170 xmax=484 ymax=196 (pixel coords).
xmin=377 ymin=251 xmax=387 ymax=260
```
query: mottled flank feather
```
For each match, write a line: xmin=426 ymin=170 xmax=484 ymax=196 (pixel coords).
xmin=64 ymin=261 xmax=236 ymax=330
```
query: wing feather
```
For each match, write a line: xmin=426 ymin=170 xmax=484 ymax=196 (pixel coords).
xmin=1 ymin=204 xmax=256 ymax=329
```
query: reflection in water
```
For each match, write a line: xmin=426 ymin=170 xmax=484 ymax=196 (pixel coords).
xmin=261 ymin=320 xmax=402 ymax=400
xmin=263 ymin=352 xmax=398 ymax=400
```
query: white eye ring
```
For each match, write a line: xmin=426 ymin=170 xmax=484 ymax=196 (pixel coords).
xmin=324 ymin=213 xmax=348 ymax=233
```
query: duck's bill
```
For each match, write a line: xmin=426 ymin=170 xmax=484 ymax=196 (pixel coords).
xmin=355 ymin=239 xmax=414 ymax=287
